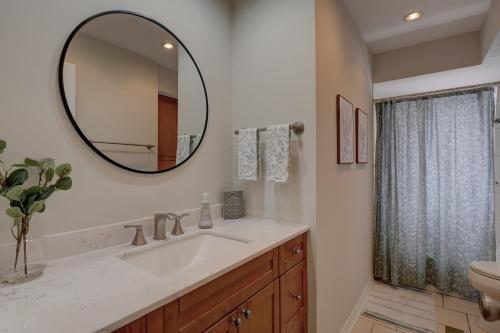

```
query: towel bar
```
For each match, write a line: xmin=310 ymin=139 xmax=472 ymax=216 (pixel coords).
xmin=233 ymin=122 xmax=304 ymax=135
xmin=91 ymin=140 xmax=155 ymax=150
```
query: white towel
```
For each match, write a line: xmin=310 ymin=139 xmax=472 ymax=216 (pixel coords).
xmin=176 ymin=135 xmax=191 ymax=164
xmin=266 ymin=125 xmax=290 ymax=183
xmin=238 ymin=128 xmax=259 ymax=180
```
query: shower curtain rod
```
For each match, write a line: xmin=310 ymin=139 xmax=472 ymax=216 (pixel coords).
xmin=373 ymin=81 xmax=500 ymax=103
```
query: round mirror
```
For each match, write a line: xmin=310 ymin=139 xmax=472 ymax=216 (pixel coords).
xmin=59 ymin=11 xmax=208 ymax=174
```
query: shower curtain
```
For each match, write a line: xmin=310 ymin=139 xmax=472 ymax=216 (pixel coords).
xmin=374 ymin=87 xmax=496 ymax=298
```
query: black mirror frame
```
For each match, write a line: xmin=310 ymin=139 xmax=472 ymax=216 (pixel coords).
xmin=58 ymin=10 xmax=209 ymax=174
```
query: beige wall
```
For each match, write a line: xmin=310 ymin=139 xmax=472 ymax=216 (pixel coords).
xmin=158 ymin=66 xmax=178 ymax=98
xmin=373 ymin=32 xmax=482 ymax=83
xmin=315 ymin=0 xmax=374 ymax=332
xmin=481 ymin=0 xmax=500 ymax=58
xmin=66 ymin=33 xmax=159 ymax=171
xmin=230 ymin=2 xmax=317 ymax=329
xmin=230 ymin=0 xmax=316 ymax=226
xmin=178 ymin=47 xmax=206 ymax=136
xmin=0 ymin=0 xmax=233 ymax=243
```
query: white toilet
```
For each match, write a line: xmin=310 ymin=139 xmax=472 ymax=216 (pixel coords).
xmin=468 ymin=260 xmax=500 ymax=332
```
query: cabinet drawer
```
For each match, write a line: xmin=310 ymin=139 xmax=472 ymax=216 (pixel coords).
xmin=179 ymin=248 xmax=279 ymax=333
xmin=280 ymin=261 xmax=307 ymax=329
xmin=279 ymin=233 xmax=307 ymax=275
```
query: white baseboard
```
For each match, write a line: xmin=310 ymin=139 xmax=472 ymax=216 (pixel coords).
xmin=340 ymin=277 xmax=374 ymax=333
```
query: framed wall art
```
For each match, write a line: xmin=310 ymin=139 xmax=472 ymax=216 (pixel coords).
xmin=337 ymin=95 xmax=354 ymax=164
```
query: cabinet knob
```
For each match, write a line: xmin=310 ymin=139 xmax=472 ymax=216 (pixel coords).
xmin=293 ymin=294 xmax=303 ymax=301
xmin=231 ymin=317 xmax=243 ymax=328
xmin=241 ymin=308 xmax=252 ymax=319
xmin=291 ymin=248 xmax=302 ymax=255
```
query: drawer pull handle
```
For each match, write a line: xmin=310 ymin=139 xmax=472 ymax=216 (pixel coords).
xmin=241 ymin=308 xmax=252 ymax=319
xmin=291 ymin=248 xmax=302 ymax=255
xmin=293 ymin=294 xmax=303 ymax=301
xmin=231 ymin=317 xmax=243 ymax=327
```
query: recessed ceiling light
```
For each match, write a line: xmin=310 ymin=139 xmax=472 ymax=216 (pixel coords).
xmin=163 ymin=43 xmax=174 ymax=50
xmin=404 ymin=11 xmax=422 ymax=22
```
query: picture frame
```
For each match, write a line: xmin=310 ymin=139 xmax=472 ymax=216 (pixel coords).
xmin=356 ymin=108 xmax=368 ymax=163
xmin=223 ymin=191 xmax=244 ymax=219
xmin=337 ymin=95 xmax=354 ymax=164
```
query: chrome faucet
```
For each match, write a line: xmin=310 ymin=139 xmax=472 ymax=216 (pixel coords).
xmin=153 ymin=213 xmax=168 ymax=240
xmin=123 ymin=224 xmax=147 ymax=246
xmin=166 ymin=213 xmax=189 ymax=235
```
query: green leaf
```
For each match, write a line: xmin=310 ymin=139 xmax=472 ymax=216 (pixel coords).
xmin=5 ymin=207 xmax=25 ymax=218
xmin=7 ymin=169 xmax=28 ymax=186
xmin=10 ymin=201 xmax=21 ymax=208
xmin=38 ymin=185 xmax=55 ymax=200
xmin=28 ymin=200 xmax=44 ymax=215
xmin=39 ymin=203 xmax=46 ymax=213
xmin=40 ymin=158 xmax=55 ymax=170
xmin=24 ymin=158 xmax=41 ymax=167
xmin=55 ymin=177 xmax=72 ymax=190
xmin=0 ymin=140 xmax=6 ymax=154
xmin=45 ymin=168 xmax=54 ymax=182
xmin=55 ymin=164 xmax=71 ymax=178
xmin=21 ymin=186 xmax=41 ymax=210
xmin=5 ymin=185 xmax=23 ymax=201
xmin=12 ymin=164 xmax=27 ymax=168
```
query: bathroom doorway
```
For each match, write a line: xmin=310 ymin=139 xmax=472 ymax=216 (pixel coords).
xmin=157 ymin=94 xmax=178 ymax=170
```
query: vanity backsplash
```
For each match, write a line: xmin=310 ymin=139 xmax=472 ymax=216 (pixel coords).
xmin=0 ymin=204 xmax=222 ymax=266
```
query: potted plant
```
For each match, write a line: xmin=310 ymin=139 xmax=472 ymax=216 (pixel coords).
xmin=0 ymin=139 xmax=72 ymax=283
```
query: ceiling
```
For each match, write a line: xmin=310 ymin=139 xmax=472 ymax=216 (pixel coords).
xmin=343 ymin=0 xmax=492 ymax=54
xmin=81 ymin=13 xmax=179 ymax=70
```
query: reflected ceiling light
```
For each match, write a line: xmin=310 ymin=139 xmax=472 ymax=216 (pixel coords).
xmin=404 ymin=11 xmax=422 ymax=22
xmin=163 ymin=42 xmax=174 ymax=50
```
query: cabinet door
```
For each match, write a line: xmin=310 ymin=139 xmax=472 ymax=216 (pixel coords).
xmin=204 ymin=311 xmax=239 ymax=333
xmin=238 ymin=281 xmax=279 ymax=333
xmin=146 ymin=307 xmax=163 ymax=333
xmin=283 ymin=308 xmax=306 ymax=333
xmin=113 ymin=317 xmax=146 ymax=333
xmin=280 ymin=261 xmax=306 ymax=331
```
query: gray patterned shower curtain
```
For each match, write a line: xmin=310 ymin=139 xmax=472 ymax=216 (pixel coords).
xmin=374 ymin=87 xmax=496 ymax=298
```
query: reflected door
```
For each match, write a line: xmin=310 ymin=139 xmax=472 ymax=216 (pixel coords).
xmin=158 ymin=95 xmax=178 ymax=170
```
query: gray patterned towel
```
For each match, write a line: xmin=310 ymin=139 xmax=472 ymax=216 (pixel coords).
xmin=238 ymin=128 xmax=258 ymax=180
xmin=190 ymin=134 xmax=201 ymax=153
xmin=266 ymin=125 xmax=290 ymax=183
xmin=176 ymin=135 xmax=191 ymax=164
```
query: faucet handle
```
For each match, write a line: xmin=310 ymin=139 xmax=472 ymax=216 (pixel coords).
xmin=167 ymin=213 xmax=189 ymax=235
xmin=124 ymin=224 xmax=147 ymax=246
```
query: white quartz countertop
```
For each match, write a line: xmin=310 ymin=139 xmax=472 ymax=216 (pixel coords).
xmin=0 ymin=218 xmax=308 ymax=333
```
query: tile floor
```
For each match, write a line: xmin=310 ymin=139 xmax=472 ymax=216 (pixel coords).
xmin=352 ymin=284 xmax=491 ymax=333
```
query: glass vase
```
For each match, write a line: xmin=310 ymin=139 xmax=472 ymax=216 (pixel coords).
xmin=0 ymin=218 xmax=47 ymax=284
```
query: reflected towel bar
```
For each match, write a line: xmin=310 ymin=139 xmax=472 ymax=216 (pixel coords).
xmin=91 ymin=141 xmax=155 ymax=150
xmin=233 ymin=122 xmax=305 ymax=135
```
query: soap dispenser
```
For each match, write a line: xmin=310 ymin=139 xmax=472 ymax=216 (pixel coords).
xmin=199 ymin=193 xmax=213 ymax=229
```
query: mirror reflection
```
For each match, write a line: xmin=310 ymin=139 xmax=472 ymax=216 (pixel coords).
xmin=61 ymin=13 xmax=207 ymax=173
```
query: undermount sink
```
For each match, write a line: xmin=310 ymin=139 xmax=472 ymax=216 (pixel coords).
xmin=119 ymin=233 xmax=248 ymax=277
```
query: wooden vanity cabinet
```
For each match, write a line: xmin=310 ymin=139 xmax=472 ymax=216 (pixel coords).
xmin=113 ymin=317 xmax=145 ymax=333
xmin=113 ymin=232 xmax=308 ymax=333
xmin=204 ymin=281 xmax=279 ymax=333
